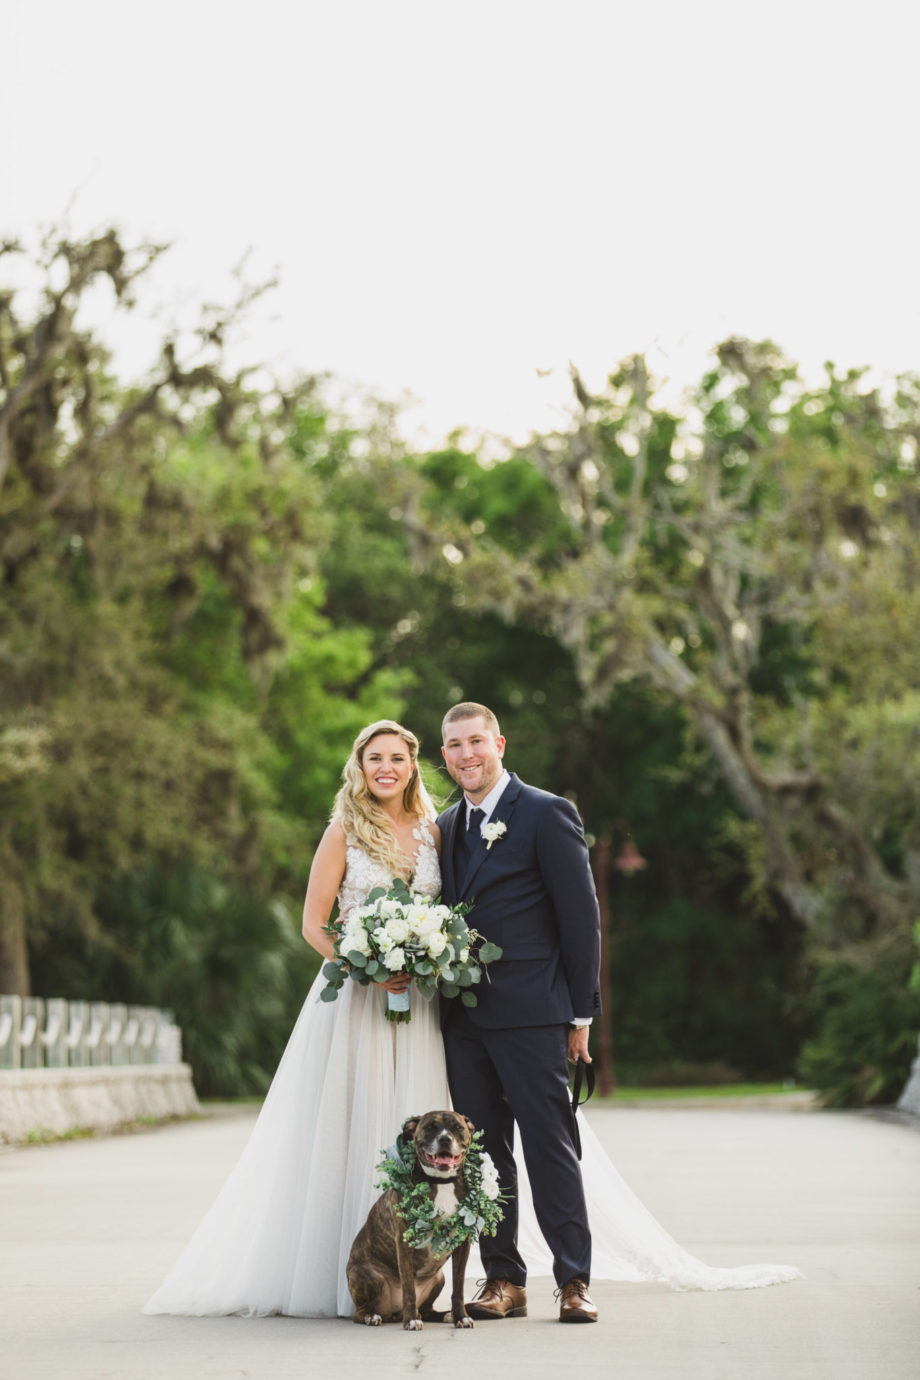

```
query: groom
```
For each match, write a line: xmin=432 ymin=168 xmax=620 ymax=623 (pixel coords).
xmin=438 ymin=702 xmax=601 ymax=1323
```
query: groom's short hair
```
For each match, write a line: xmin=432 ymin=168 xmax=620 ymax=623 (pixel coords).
xmin=442 ymin=702 xmax=502 ymax=741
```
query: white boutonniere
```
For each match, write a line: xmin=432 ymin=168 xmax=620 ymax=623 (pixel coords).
xmin=481 ymin=820 xmax=507 ymax=850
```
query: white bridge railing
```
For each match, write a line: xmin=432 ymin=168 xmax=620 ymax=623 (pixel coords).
xmin=0 ymin=996 xmax=182 ymax=1070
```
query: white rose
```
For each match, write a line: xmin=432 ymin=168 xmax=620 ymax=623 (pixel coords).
xmin=426 ymin=932 xmax=448 ymax=958
xmin=384 ymin=918 xmax=409 ymax=944
xmin=384 ymin=946 xmax=406 ymax=971
xmin=343 ymin=927 xmax=371 ymax=957
xmin=372 ymin=926 xmax=394 ymax=951
xmin=405 ymin=904 xmax=432 ymax=933
xmin=480 ymin=1153 xmax=500 ymax=1200
xmin=380 ymin=899 xmax=403 ymax=918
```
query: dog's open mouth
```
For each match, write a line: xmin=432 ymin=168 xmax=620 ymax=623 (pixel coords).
xmin=419 ymin=1149 xmax=463 ymax=1171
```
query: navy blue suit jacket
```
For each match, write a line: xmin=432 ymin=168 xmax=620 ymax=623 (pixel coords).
xmin=437 ymin=773 xmax=602 ymax=1029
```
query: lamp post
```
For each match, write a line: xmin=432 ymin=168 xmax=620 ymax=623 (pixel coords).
xmin=614 ymin=839 xmax=647 ymax=877
xmin=592 ymin=836 xmax=616 ymax=1096
xmin=593 ymin=830 xmax=647 ymax=1097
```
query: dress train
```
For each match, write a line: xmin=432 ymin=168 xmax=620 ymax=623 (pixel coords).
xmin=143 ymin=826 xmax=799 ymax=1319
xmin=143 ymin=972 xmax=800 ymax=1319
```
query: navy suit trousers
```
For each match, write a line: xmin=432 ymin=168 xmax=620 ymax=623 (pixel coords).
xmin=443 ymin=1004 xmax=592 ymax=1288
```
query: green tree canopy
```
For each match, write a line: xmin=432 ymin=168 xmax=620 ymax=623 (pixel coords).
xmin=0 ymin=231 xmax=406 ymax=1090
xmin=4 ymin=231 xmax=917 ymax=1103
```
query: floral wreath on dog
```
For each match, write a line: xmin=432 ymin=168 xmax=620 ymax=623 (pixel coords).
xmin=374 ymin=1128 xmax=507 ymax=1257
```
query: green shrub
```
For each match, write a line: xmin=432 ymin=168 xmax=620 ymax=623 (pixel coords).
xmin=32 ymin=865 xmax=320 ymax=1098
xmin=797 ymin=932 xmax=920 ymax=1108
xmin=613 ymin=1059 xmax=743 ymax=1088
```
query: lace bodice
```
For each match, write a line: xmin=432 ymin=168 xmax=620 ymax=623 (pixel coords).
xmin=336 ymin=821 xmax=441 ymax=923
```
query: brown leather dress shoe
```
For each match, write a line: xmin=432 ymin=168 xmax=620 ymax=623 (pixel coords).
xmin=557 ymin=1277 xmax=598 ymax=1323
xmin=466 ymin=1278 xmax=528 ymax=1319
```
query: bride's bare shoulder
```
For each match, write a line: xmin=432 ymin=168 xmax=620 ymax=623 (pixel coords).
xmin=316 ymin=819 xmax=348 ymax=858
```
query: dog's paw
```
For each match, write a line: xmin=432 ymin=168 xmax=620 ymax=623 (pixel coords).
xmin=403 ymin=1317 xmax=424 ymax=1331
xmin=454 ymin=1314 xmax=475 ymax=1329
xmin=363 ymin=1314 xmax=382 ymax=1327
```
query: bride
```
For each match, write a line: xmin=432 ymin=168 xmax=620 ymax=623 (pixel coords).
xmin=143 ymin=719 xmax=800 ymax=1320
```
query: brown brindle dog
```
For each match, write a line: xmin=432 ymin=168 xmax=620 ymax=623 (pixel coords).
xmin=347 ymin=1110 xmax=477 ymax=1330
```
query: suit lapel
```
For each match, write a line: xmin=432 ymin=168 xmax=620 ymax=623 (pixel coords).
xmin=458 ymin=774 xmax=523 ymax=899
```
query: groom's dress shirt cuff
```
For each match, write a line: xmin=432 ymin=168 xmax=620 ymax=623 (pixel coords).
xmin=571 ymin=1018 xmax=593 ymax=1027
xmin=465 ymin=770 xmax=510 ymax=826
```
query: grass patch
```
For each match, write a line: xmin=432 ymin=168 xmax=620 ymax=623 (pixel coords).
xmin=25 ymin=1125 xmax=98 ymax=1145
xmin=595 ymin=1082 xmax=808 ymax=1102
xmin=17 ymin=1113 xmax=201 ymax=1147
xmin=200 ymin=1096 xmax=264 ymax=1107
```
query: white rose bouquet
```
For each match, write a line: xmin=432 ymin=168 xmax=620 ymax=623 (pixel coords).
xmin=320 ymin=877 xmax=502 ymax=1023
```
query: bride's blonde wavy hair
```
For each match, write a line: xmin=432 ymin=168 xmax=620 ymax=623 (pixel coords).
xmin=332 ymin=720 xmax=434 ymax=877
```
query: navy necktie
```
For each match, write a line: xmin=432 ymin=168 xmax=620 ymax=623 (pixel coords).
xmin=455 ymin=807 xmax=484 ymax=874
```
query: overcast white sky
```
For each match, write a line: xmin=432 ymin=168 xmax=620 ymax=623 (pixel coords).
xmin=4 ymin=0 xmax=919 ymax=444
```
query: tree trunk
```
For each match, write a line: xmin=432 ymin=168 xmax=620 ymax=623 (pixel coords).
xmin=644 ymin=637 xmax=907 ymax=933
xmin=693 ymin=704 xmax=822 ymax=927
xmin=644 ymin=639 xmax=824 ymax=926
xmin=0 ymin=843 xmax=30 ymax=995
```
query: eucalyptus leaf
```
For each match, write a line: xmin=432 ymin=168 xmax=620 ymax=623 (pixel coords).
xmin=460 ymin=991 xmax=478 ymax=1007
xmin=478 ymin=942 xmax=503 ymax=964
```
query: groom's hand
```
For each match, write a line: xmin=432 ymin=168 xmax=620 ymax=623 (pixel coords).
xmin=567 ymin=1025 xmax=592 ymax=1064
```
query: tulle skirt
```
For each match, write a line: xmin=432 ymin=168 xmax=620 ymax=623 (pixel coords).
xmin=143 ymin=975 xmax=801 ymax=1319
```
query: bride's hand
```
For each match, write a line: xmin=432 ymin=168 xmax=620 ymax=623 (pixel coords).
xmin=375 ymin=972 xmax=411 ymax=994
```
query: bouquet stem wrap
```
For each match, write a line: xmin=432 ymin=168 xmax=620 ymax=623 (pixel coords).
xmin=386 ymin=989 xmax=411 ymax=1023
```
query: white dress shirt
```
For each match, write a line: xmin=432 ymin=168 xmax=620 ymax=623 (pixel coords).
xmin=463 ymin=769 xmax=510 ymax=826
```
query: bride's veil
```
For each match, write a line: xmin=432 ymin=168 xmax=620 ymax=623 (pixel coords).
xmin=416 ymin=775 xmax=439 ymax=821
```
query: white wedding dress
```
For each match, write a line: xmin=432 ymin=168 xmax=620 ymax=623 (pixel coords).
xmin=143 ymin=824 xmax=800 ymax=1319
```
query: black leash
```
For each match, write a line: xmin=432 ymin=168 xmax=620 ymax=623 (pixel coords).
xmin=569 ymin=1058 xmax=595 ymax=1160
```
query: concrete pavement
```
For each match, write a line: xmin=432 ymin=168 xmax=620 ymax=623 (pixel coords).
xmin=2 ymin=1101 xmax=918 ymax=1380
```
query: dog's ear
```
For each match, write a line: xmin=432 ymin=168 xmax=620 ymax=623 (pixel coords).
xmin=401 ymin=1115 xmax=420 ymax=1140
xmin=462 ymin=1115 xmax=476 ymax=1134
